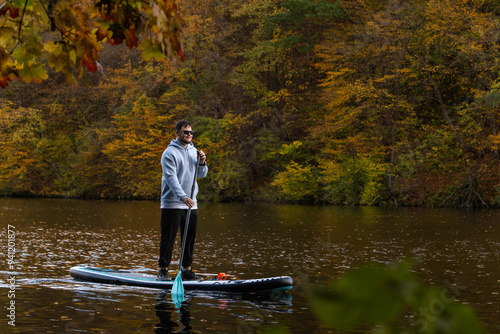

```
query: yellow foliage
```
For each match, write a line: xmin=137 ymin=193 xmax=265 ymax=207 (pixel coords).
xmin=272 ymin=161 xmax=318 ymax=201
xmin=490 ymin=133 xmax=500 ymax=150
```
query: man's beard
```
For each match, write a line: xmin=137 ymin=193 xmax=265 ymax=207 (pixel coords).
xmin=179 ymin=137 xmax=191 ymax=146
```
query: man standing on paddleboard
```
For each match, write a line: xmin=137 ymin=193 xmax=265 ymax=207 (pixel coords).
xmin=158 ymin=120 xmax=208 ymax=281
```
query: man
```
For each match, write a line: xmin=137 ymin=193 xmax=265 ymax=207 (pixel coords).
xmin=158 ymin=120 xmax=208 ymax=281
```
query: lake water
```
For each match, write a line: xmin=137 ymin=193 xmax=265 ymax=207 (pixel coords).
xmin=0 ymin=198 xmax=498 ymax=333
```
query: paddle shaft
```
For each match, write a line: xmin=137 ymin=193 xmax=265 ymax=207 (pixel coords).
xmin=178 ymin=151 xmax=200 ymax=271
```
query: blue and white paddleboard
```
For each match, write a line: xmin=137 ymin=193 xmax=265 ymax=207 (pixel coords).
xmin=69 ymin=266 xmax=293 ymax=293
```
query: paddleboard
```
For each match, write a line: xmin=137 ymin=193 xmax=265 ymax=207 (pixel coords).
xmin=69 ymin=266 xmax=293 ymax=293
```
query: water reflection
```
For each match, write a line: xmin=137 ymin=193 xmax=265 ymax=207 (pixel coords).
xmin=155 ymin=291 xmax=191 ymax=334
xmin=155 ymin=289 xmax=294 ymax=334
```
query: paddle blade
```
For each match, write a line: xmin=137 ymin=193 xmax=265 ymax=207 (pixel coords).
xmin=171 ymin=271 xmax=184 ymax=307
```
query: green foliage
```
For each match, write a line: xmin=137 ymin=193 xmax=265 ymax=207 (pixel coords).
xmin=493 ymin=186 xmax=500 ymax=208
xmin=262 ymin=326 xmax=291 ymax=334
xmin=319 ymin=156 xmax=389 ymax=205
xmin=201 ymin=158 xmax=249 ymax=201
xmin=309 ymin=262 xmax=483 ymax=333
xmin=192 ymin=115 xmax=251 ymax=201
xmin=311 ymin=263 xmax=417 ymax=329
xmin=265 ymin=0 xmax=344 ymax=51
xmin=263 ymin=261 xmax=484 ymax=334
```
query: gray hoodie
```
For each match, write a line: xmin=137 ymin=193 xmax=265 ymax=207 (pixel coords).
xmin=160 ymin=139 xmax=208 ymax=209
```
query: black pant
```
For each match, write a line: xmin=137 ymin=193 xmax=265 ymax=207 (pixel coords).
xmin=158 ymin=209 xmax=198 ymax=268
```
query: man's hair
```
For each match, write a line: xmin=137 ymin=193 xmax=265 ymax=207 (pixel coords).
xmin=175 ymin=120 xmax=192 ymax=131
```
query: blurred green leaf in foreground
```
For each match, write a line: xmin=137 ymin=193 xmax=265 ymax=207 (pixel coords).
xmin=266 ymin=261 xmax=483 ymax=334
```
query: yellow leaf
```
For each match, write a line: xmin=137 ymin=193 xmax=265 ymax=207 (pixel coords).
xmin=69 ymin=49 xmax=77 ymax=64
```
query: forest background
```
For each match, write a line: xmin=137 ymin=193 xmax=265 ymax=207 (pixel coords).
xmin=1 ymin=0 xmax=500 ymax=208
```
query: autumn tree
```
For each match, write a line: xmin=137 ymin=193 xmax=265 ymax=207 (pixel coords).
xmin=0 ymin=0 xmax=185 ymax=88
xmin=315 ymin=0 xmax=500 ymax=206
xmin=221 ymin=0 xmax=345 ymax=195
xmin=1 ymin=0 xmax=499 ymax=206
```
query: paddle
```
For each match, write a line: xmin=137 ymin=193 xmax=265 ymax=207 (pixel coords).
xmin=171 ymin=151 xmax=200 ymax=307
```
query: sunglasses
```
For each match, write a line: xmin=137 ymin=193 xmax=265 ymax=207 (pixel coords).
xmin=182 ymin=130 xmax=194 ymax=135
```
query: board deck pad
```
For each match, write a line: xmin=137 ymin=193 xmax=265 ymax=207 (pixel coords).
xmin=69 ymin=266 xmax=293 ymax=293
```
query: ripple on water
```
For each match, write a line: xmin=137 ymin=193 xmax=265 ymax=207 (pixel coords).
xmin=1 ymin=199 xmax=499 ymax=333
